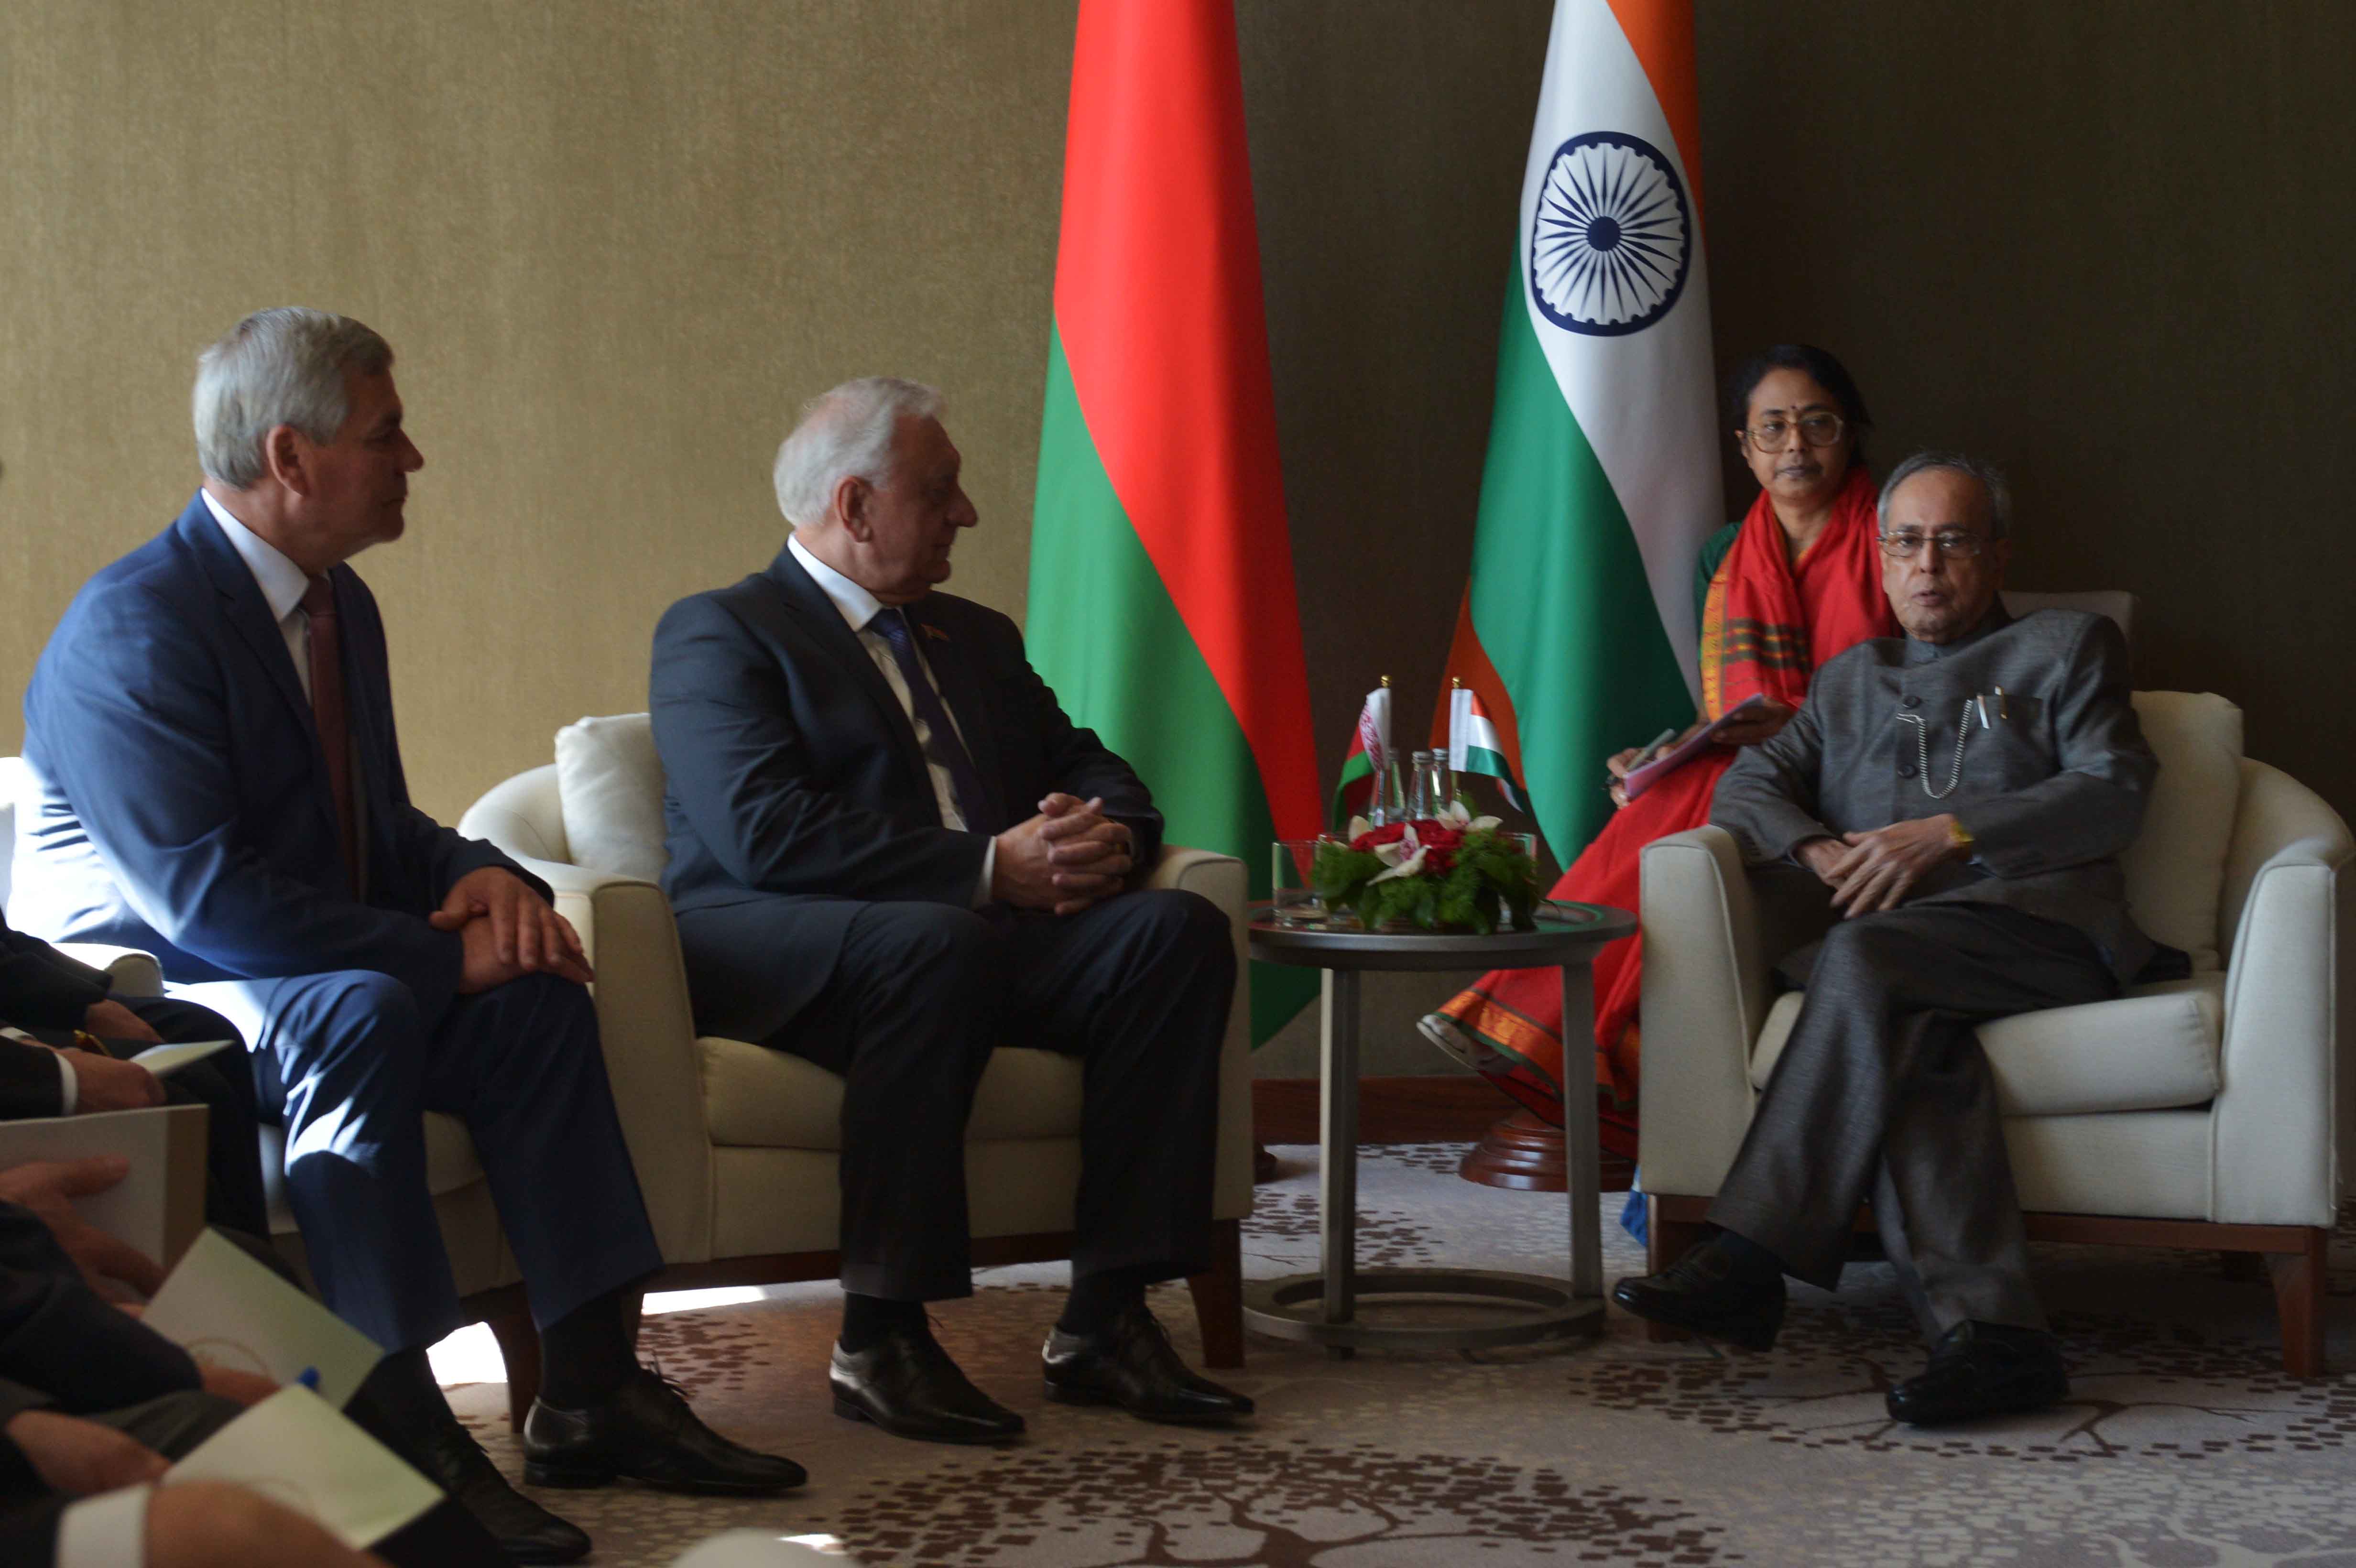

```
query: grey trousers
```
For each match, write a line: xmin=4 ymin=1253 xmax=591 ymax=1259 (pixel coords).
xmin=1707 ymin=901 xmax=2116 ymax=1337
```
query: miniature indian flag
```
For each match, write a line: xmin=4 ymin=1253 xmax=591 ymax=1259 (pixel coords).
xmin=1435 ymin=0 xmax=1720 ymax=863
xmin=1448 ymin=683 xmax=1528 ymax=814
xmin=1329 ymin=683 xmax=1392 ymax=832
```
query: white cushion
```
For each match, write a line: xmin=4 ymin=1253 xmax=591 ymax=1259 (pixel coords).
xmin=699 ymin=1038 xmax=1085 ymax=1149
xmin=554 ymin=714 xmax=669 ymax=883
xmin=1748 ymin=972 xmax=2223 ymax=1117
xmin=2121 ymin=692 xmax=2243 ymax=970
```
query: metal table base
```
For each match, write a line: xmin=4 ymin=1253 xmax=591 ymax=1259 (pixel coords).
xmin=1240 ymin=908 xmax=1631 ymax=1356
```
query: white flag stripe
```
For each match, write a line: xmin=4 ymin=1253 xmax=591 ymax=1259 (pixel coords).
xmin=1518 ymin=0 xmax=1719 ymax=702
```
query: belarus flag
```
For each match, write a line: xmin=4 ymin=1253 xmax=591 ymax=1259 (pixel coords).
xmin=1438 ymin=0 xmax=1720 ymax=864
xmin=1026 ymin=0 xmax=1322 ymax=1044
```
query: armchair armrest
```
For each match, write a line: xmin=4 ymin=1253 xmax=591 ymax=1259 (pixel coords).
xmin=1144 ymin=846 xmax=1253 ymax=1221
xmin=2212 ymin=832 xmax=2353 ymax=1224
xmin=1635 ymin=827 xmax=1767 ymax=1196
xmin=54 ymin=944 xmax=163 ymax=1000
xmin=504 ymin=852 xmax=716 ymax=1262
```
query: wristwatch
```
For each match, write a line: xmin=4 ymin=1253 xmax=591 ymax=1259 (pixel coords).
xmin=1946 ymin=817 xmax=1976 ymax=853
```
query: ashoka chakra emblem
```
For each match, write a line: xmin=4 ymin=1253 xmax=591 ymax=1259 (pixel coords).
xmin=1528 ymin=130 xmax=1691 ymax=337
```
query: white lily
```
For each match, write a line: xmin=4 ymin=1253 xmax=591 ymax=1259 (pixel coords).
xmin=1368 ymin=824 xmax=1429 ymax=884
xmin=1431 ymin=799 xmax=1501 ymax=835
xmin=1347 ymin=814 xmax=1374 ymax=843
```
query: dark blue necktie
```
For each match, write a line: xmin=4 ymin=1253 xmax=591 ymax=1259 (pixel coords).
xmin=867 ymin=608 xmax=989 ymax=831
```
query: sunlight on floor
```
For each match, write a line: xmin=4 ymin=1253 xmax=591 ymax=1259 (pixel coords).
xmin=429 ymin=1287 xmax=785 ymax=1386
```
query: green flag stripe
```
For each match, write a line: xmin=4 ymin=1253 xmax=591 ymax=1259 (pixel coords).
xmin=1027 ymin=329 xmax=1319 ymax=1044
xmin=1467 ymin=275 xmax=1694 ymax=860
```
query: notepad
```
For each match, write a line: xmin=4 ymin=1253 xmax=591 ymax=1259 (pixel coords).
xmin=0 ymin=1103 xmax=208 ymax=1268
xmin=129 ymin=1038 xmax=238 ymax=1078
xmin=166 ymin=1387 xmax=440 ymax=1550
xmin=1622 ymin=694 xmax=1768 ymax=801
xmin=143 ymin=1229 xmax=382 ymax=1407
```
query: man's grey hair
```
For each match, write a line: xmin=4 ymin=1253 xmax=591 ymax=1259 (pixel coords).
xmin=772 ymin=377 xmax=945 ymax=527
xmin=1877 ymin=449 xmax=2013 ymax=539
xmin=193 ymin=307 xmax=394 ymax=489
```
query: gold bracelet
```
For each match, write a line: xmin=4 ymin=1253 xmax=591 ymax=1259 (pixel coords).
xmin=1946 ymin=818 xmax=1976 ymax=852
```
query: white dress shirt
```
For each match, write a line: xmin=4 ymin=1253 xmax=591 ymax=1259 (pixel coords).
xmin=1 ymin=1024 xmax=80 ymax=1113
xmin=786 ymin=533 xmax=996 ymax=905
xmin=201 ymin=489 xmax=316 ymax=698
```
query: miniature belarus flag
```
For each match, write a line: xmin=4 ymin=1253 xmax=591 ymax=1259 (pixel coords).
xmin=1448 ymin=681 xmax=1529 ymax=814
xmin=1329 ymin=683 xmax=1392 ymax=831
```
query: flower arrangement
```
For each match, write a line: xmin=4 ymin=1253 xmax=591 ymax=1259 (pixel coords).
xmin=1312 ymin=800 xmax=1542 ymax=935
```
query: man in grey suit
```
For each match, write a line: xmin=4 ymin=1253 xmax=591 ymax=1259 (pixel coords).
xmin=1613 ymin=451 xmax=2159 ymax=1426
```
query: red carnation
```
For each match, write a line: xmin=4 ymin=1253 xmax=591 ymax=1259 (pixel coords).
xmin=1351 ymin=822 xmax=1409 ymax=852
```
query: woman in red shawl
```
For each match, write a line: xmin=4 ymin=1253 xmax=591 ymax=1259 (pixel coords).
xmin=1422 ymin=346 xmax=1898 ymax=1158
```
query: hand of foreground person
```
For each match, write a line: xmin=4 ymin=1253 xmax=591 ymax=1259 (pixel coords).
xmin=3 ymin=1408 xmax=168 ymax=1495
xmin=197 ymin=1365 xmax=283 ymax=1407
xmin=0 ymin=1155 xmax=167 ymax=1296
xmin=58 ymin=1047 xmax=166 ymax=1113
xmin=83 ymin=998 xmax=164 ymax=1044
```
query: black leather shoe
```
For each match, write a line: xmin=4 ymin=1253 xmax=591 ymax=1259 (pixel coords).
xmin=1611 ymin=1238 xmax=1786 ymax=1351
xmin=830 ymin=1325 xmax=1026 ymax=1445
xmin=523 ymin=1368 xmax=806 ymax=1494
xmin=1886 ymin=1321 xmax=2068 ymax=1426
xmin=1043 ymin=1301 xmax=1254 ymax=1424
xmin=412 ymin=1411 xmax=591 ymax=1564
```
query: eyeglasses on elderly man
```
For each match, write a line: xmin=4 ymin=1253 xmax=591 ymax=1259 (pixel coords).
xmin=1877 ymin=528 xmax=1989 ymax=559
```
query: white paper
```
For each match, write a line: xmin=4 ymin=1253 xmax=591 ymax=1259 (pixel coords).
xmin=165 ymin=1388 xmax=439 ymax=1550
xmin=128 ymin=1038 xmax=237 ymax=1078
xmin=143 ymin=1229 xmax=382 ymax=1407
xmin=0 ymin=1104 xmax=194 ymax=1264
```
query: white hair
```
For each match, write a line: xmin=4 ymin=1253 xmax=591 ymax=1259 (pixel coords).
xmin=1877 ymin=449 xmax=2013 ymax=539
xmin=193 ymin=307 xmax=393 ymax=489
xmin=771 ymin=377 xmax=945 ymax=527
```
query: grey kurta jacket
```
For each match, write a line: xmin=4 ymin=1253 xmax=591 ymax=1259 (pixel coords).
xmin=1711 ymin=604 xmax=2159 ymax=983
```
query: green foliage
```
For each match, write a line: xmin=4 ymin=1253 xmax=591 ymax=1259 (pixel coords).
xmin=1311 ymin=829 xmax=1540 ymax=935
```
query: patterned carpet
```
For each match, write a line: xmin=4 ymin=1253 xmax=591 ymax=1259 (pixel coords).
xmin=436 ymin=1143 xmax=2356 ymax=1566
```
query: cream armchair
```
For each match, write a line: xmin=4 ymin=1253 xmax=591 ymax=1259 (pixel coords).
xmin=457 ymin=715 xmax=1254 ymax=1418
xmin=1636 ymin=692 xmax=2353 ymax=1375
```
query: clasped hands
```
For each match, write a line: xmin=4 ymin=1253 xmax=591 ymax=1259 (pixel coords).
xmin=1797 ymin=814 xmax=1966 ymax=917
xmin=429 ymin=866 xmax=594 ymax=992
xmin=992 ymin=793 xmax=1135 ymax=915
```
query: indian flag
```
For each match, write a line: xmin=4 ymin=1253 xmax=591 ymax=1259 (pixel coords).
xmin=1437 ymin=0 xmax=1721 ymax=863
xmin=1026 ymin=0 xmax=1322 ymax=1044
xmin=1448 ymin=683 xmax=1528 ymax=815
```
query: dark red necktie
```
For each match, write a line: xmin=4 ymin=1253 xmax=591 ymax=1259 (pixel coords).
xmin=301 ymin=576 xmax=362 ymax=894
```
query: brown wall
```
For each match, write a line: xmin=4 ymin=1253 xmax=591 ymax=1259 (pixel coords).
xmin=2 ymin=3 xmax=2347 ymax=1069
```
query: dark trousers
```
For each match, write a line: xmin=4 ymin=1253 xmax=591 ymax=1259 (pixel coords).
xmin=172 ymin=971 xmax=662 ymax=1352
xmin=112 ymin=995 xmax=269 ymax=1238
xmin=759 ymin=889 xmax=1234 ymax=1302
xmin=1707 ymin=902 xmax=2117 ymax=1337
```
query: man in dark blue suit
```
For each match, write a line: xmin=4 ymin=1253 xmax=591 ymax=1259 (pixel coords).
xmin=651 ymin=378 xmax=1248 ymax=1447
xmin=12 ymin=308 xmax=800 ymax=1561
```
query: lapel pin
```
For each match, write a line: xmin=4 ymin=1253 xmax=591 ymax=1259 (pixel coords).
xmin=922 ymin=624 xmax=950 ymax=643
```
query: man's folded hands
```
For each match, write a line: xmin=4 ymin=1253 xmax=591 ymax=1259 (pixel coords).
xmin=993 ymin=794 xmax=1136 ymax=915
xmin=1800 ymin=814 xmax=1967 ymax=917
xmin=429 ymin=866 xmax=594 ymax=992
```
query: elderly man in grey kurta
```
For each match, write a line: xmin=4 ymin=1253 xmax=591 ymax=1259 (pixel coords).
xmin=1612 ymin=451 xmax=2159 ymax=1427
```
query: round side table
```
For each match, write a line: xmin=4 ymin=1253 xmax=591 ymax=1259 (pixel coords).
xmin=1245 ymin=902 xmax=1635 ymax=1355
